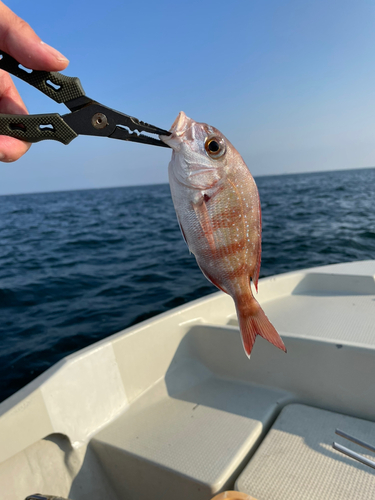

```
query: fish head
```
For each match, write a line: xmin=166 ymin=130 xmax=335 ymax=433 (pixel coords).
xmin=160 ymin=112 xmax=234 ymax=188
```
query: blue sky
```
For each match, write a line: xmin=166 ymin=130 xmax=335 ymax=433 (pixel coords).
xmin=2 ymin=0 xmax=375 ymax=194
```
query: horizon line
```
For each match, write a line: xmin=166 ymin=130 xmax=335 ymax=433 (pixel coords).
xmin=1 ymin=165 xmax=374 ymax=198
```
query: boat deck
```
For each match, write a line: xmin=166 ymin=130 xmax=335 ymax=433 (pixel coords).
xmin=1 ymin=261 xmax=375 ymax=499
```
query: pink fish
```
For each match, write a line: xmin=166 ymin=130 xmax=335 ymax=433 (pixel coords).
xmin=161 ymin=112 xmax=286 ymax=357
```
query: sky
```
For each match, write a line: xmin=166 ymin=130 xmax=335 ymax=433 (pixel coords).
xmin=2 ymin=0 xmax=375 ymax=195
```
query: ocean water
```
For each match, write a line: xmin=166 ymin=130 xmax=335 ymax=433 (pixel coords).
xmin=1 ymin=167 xmax=375 ymax=403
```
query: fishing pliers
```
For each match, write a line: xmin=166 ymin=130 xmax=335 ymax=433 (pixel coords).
xmin=0 ymin=51 xmax=171 ymax=147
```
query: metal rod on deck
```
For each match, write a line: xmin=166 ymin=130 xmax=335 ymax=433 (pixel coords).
xmin=333 ymin=429 xmax=375 ymax=470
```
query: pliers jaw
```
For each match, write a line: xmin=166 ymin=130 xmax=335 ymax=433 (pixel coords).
xmin=62 ymin=97 xmax=171 ymax=148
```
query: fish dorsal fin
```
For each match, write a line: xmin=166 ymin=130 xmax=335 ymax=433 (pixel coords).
xmin=252 ymin=197 xmax=262 ymax=292
xmin=252 ymin=237 xmax=261 ymax=292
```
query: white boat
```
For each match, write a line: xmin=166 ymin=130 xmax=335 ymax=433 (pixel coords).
xmin=1 ymin=260 xmax=375 ymax=500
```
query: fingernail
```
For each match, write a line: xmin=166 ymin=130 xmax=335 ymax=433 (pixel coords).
xmin=0 ymin=153 xmax=5 ymax=162
xmin=40 ymin=41 xmax=69 ymax=63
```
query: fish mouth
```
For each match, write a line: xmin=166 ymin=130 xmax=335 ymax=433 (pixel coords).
xmin=170 ymin=111 xmax=191 ymax=134
xmin=160 ymin=111 xmax=194 ymax=150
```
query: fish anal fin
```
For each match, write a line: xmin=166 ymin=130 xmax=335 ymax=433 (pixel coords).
xmin=236 ymin=295 xmax=286 ymax=357
xmin=197 ymin=261 xmax=228 ymax=294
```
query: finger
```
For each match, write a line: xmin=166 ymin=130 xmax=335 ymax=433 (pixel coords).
xmin=0 ymin=1 xmax=69 ymax=72
xmin=0 ymin=135 xmax=30 ymax=163
xmin=0 ymin=70 xmax=30 ymax=162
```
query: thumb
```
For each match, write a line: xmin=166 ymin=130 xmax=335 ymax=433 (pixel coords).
xmin=0 ymin=1 xmax=69 ymax=72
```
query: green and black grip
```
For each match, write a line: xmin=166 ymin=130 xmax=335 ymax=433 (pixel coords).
xmin=0 ymin=51 xmax=84 ymax=143
xmin=0 ymin=113 xmax=78 ymax=144
xmin=0 ymin=51 xmax=85 ymax=104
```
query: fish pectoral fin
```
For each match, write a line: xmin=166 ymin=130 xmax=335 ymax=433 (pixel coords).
xmin=192 ymin=195 xmax=216 ymax=252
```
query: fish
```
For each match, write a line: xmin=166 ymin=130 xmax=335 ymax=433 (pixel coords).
xmin=161 ymin=111 xmax=286 ymax=358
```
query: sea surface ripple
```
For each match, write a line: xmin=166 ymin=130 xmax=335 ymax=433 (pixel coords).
xmin=1 ymin=167 xmax=375 ymax=402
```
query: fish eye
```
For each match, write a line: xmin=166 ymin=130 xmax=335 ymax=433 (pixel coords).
xmin=204 ymin=136 xmax=226 ymax=159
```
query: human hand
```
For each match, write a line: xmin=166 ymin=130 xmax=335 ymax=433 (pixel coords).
xmin=0 ymin=1 xmax=69 ymax=162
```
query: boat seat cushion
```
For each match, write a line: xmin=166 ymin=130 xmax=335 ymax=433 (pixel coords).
xmin=236 ymin=404 xmax=375 ymax=500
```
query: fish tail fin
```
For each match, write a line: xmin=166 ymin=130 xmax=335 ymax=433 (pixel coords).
xmin=236 ymin=296 xmax=286 ymax=358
